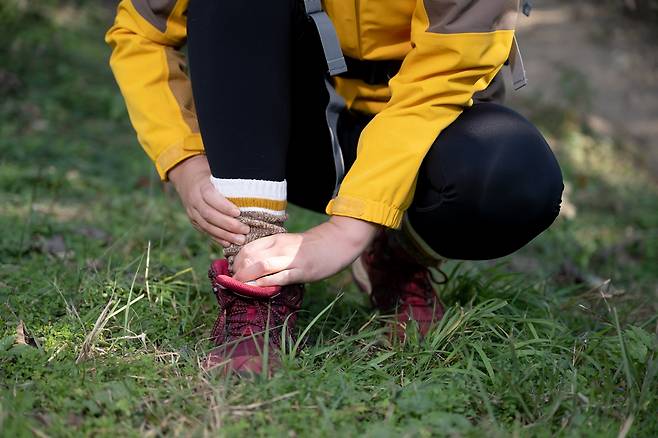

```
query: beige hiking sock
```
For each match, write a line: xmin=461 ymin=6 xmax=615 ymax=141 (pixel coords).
xmin=223 ymin=211 xmax=287 ymax=269
xmin=210 ymin=177 xmax=288 ymax=273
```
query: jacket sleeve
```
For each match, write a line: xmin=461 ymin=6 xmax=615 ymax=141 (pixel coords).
xmin=326 ymin=0 xmax=518 ymax=228
xmin=105 ymin=0 xmax=203 ymax=180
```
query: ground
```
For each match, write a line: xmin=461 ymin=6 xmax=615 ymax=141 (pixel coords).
xmin=0 ymin=1 xmax=656 ymax=437
xmin=511 ymin=0 xmax=658 ymax=182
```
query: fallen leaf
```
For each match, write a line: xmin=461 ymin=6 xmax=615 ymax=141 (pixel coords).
xmin=67 ymin=413 xmax=83 ymax=427
xmin=77 ymin=226 xmax=111 ymax=244
xmin=35 ymin=234 xmax=73 ymax=259
xmin=33 ymin=412 xmax=51 ymax=427
xmin=16 ymin=320 xmax=38 ymax=348
xmin=85 ymin=258 xmax=104 ymax=270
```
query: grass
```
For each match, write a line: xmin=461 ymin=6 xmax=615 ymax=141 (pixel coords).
xmin=1 ymin=2 xmax=657 ymax=436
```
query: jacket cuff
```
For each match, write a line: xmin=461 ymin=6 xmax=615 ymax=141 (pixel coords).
xmin=326 ymin=195 xmax=404 ymax=229
xmin=155 ymin=134 xmax=205 ymax=181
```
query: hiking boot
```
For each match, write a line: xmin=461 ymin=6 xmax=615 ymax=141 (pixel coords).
xmin=205 ymin=259 xmax=303 ymax=375
xmin=352 ymin=231 xmax=445 ymax=342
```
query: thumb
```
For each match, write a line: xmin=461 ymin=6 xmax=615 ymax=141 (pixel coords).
xmin=254 ymin=269 xmax=300 ymax=287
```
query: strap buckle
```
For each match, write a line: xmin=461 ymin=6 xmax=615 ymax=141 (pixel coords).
xmin=303 ymin=0 xmax=347 ymax=76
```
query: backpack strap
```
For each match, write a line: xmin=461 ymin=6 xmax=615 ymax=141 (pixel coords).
xmin=304 ymin=1 xmax=347 ymax=194
xmin=508 ymin=0 xmax=532 ymax=90
xmin=509 ymin=36 xmax=527 ymax=90
xmin=323 ymin=78 xmax=347 ymax=196
xmin=304 ymin=0 xmax=347 ymax=76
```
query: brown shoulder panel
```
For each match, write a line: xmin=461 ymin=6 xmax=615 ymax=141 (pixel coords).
xmin=131 ymin=0 xmax=177 ymax=32
xmin=424 ymin=0 xmax=518 ymax=34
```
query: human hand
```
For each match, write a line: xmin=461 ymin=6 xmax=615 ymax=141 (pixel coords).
xmin=168 ymin=155 xmax=249 ymax=247
xmin=232 ymin=216 xmax=379 ymax=286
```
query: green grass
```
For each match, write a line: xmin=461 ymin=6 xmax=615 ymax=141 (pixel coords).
xmin=1 ymin=2 xmax=657 ymax=436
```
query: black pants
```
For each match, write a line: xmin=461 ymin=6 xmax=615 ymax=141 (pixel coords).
xmin=187 ymin=1 xmax=564 ymax=260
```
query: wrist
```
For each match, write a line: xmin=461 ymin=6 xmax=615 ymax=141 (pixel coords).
xmin=168 ymin=155 xmax=207 ymax=189
xmin=324 ymin=215 xmax=379 ymax=250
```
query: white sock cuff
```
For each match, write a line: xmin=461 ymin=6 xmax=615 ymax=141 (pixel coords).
xmin=209 ymin=177 xmax=287 ymax=201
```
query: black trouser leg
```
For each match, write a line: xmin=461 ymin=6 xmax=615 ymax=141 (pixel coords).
xmin=187 ymin=2 xmax=563 ymax=260
xmin=285 ymin=11 xmax=340 ymax=211
xmin=407 ymin=103 xmax=564 ymax=260
xmin=288 ymin=100 xmax=563 ymax=261
xmin=186 ymin=0 xmax=294 ymax=180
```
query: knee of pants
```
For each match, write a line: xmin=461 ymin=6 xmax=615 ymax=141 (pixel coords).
xmin=408 ymin=103 xmax=564 ymax=260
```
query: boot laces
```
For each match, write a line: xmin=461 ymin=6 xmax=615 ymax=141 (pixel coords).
xmin=398 ymin=263 xmax=448 ymax=308
xmin=225 ymin=299 xmax=268 ymax=339
xmin=212 ymin=285 xmax=302 ymax=348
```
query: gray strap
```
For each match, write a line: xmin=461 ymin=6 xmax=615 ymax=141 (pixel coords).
xmin=509 ymin=35 xmax=527 ymax=90
xmin=304 ymin=0 xmax=347 ymax=76
xmin=323 ymin=78 xmax=346 ymax=196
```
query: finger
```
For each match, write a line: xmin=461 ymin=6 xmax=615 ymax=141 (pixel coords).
xmin=191 ymin=210 xmax=246 ymax=245
xmin=209 ymin=237 xmax=231 ymax=248
xmin=232 ymin=235 xmax=280 ymax=269
xmin=255 ymin=269 xmax=301 ymax=287
xmin=199 ymin=206 xmax=250 ymax=235
xmin=232 ymin=241 xmax=281 ymax=274
xmin=190 ymin=219 xmax=202 ymax=232
xmin=201 ymin=185 xmax=241 ymax=217
xmin=189 ymin=216 xmax=206 ymax=235
xmin=239 ymin=234 xmax=279 ymax=253
xmin=233 ymin=255 xmax=295 ymax=283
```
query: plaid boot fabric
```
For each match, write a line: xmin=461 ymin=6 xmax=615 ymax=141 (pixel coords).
xmin=205 ymin=259 xmax=303 ymax=375
xmin=352 ymin=219 xmax=446 ymax=342
xmin=204 ymin=177 xmax=304 ymax=374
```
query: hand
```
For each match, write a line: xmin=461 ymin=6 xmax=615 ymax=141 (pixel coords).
xmin=232 ymin=216 xmax=379 ymax=286
xmin=168 ymin=155 xmax=249 ymax=247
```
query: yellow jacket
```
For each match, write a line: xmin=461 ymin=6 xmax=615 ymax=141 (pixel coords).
xmin=106 ymin=0 xmax=518 ymax=228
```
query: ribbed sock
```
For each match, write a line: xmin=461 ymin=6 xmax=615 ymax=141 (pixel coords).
xmin=223 ymin=211 xmax=286 ymax=268
xmin=210 ymin=178 xmax=287 ymax=272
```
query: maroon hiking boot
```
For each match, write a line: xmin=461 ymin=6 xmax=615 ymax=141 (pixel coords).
xmin=352 ymin=231 xmax=445 ymax=342
xmin=205 ymin=259 xmax=303 ymax=375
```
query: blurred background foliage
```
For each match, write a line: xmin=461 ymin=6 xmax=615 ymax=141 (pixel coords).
xmin=621 ymin=0 xmax=658 ymax=21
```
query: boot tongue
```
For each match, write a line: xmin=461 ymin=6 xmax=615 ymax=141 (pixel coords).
xmin=210 ymin=259 xmax=282 ymax=299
